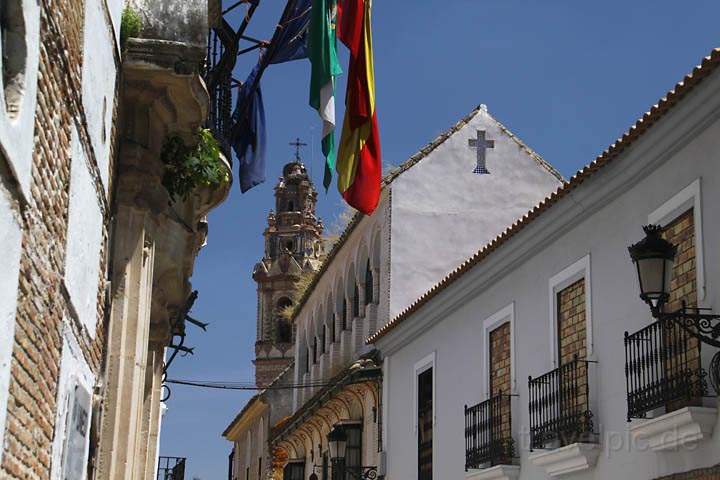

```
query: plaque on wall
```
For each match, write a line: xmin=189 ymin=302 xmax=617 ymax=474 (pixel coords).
xmin=61 ymin=382 xmax=92 ymax=480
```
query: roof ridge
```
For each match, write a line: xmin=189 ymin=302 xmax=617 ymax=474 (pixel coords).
xmin=288 ymin=103 xmax=492 ymax=323
xmin=367 ymin=47 xmax=720 ymax=345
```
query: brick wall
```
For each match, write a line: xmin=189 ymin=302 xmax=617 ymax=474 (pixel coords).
xmin=557 ymin=278 xmax=586 ymax=365
xmin=489 ymin=322 xmax=511 ymax=395
xmin=662 ymin=209 xmax=701 ymax=410
xmin=0 ymin=0 xmax=118 ymax=477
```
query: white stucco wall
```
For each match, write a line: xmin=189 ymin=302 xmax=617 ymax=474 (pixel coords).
xmin=0 ymin=0 xmax=40 ymax=201
xmin=65 ymin=127 xmax=104 ymax=337
xmin=82 ymin=0 xmax=118 ymax=195
xmin=105 ymin=0 xmax=125 ymax=48
xmin=389 ymin=107 xmax=563 ymax=320
xmin=379 ymin=69 xmax=720 ymax=480
xmin=0 ymin=181 xmax=22 ymax=470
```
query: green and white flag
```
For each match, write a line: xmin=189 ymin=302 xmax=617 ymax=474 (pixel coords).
xmin=308 ymin=0 xmax=342 ymax=191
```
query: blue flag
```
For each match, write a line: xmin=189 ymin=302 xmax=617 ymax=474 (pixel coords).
xmin=232 ymin=0 xmax=312 ymax=193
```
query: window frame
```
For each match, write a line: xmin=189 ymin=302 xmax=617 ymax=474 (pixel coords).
xmin=648 ymin=178 xmax=705 ymax=302
xmin=548 ymin=254 xmax=592 ymax=367
xmin=482 ymin=303 xmax=516 ymax=397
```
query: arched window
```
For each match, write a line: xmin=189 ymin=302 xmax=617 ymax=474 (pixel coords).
xmin=321 ymin=324 xmax=326 ymax=354
xmin=275 ymin=298 xmax=293 ymax=343
xmin=352 ymin=284 xmax=360 ymax=317
xmin=287 ymin=200 xmax=295 ymax=212
xmin=342 ymin=299 xmax=348 ymax=330
xmin=365 ymin=260 xmax=374 ymax=305
xmin=312 ymin=336 xmax=318 ymax=364
xmin=331 ymin=313 xmax=336 ymax=342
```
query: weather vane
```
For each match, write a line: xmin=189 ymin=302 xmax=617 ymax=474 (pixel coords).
xmin=289 ymin=137 xmax=307 ymax=161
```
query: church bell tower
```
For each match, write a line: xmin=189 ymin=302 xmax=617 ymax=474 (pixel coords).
xmin=252 ymin=145 xmax=323 ymax=386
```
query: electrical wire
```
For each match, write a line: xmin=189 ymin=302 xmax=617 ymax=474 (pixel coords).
xmin=164 ymin=377 xmax=373 ymax=391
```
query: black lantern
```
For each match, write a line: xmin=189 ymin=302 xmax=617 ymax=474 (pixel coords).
xmin=628 ymin=225 xmax=676 ymax=315
xmin=327 ymin=425 xmax=348 ymax=462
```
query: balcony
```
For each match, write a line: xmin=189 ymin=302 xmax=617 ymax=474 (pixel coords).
xmin=465 ymin=394 xmax=515 ymax=470
xmin=624 ymin=318 xmax=716 ymax=450
xmin=528 ymin=355 xmax=595 ymax=450
xmin=465 ymin=394 xmax=518 ymax=480
xmin=157 ymin=456 xmax=186 ymax=480
xmin=527 ymin=356 xmax=598 ymax=476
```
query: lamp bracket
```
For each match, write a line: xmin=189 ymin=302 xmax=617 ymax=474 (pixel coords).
xmin=659 ymin=303 xmax=720 ymax=349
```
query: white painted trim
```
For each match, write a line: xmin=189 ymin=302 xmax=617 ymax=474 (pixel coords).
xmin=482 ymin=303 xmax=516 ymax=396
xmin=647 ymin=178 xmax=705 ymax=301
xmin=381 ymin=356 xmax=389 ymax=451
xmin=413 ymin=351 xmax=436 ymax=479
xmin=548 ymin=254 xmax=593 ymax=367
xmin=0 ymin=194 xmax=22 ymax=470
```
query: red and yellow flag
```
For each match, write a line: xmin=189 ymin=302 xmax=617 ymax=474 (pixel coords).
xmin=336 ymin=0 xmax=381 ymax=215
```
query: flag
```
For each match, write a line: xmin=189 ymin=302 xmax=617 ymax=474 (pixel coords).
xmin=336 ymin=0 xmax=381 ymax=214
xmin=233 ymin=65 xmax=267 ymax=193
xmin=231 ymin=0 xmax=312 ymax=192
xmin=308 ymin=0 xmax=342 ymax=191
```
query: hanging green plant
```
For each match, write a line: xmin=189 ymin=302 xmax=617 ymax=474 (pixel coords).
xmin=161 ymin=128 xmax=229 ymax=202
xmin=120 ymin=7 xmax=142 ymax=50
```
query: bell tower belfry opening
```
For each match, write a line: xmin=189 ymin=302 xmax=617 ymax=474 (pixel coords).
xmin=252 ymin=143 xmax=323 ymax=386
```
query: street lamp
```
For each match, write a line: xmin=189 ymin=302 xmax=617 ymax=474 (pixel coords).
xmin=627 ymin=224 xmax=676 ymax=315
xmin=328 ymin=425 xmax=348 ymax=462
xmin=628 ymin=224 xmax=720 ymax=394
xmin=318 ymin=425 xmax=378 ymax=480
xmin=628 ymin=225 xmax=720 ymax=345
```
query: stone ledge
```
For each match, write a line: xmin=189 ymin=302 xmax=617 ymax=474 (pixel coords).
xmin=466 ymin=464 xmax=520 ymax=480
xmin=528 ymin=443 xmax=599 ymax=477
xmin=629 ymin=406 xmax=716 ymax=451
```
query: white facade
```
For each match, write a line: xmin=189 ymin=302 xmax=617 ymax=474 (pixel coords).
xmin=376 ymin=55 xmax=720 ymax=480
xmin=292 ymin=105 xmax=563 ymax=410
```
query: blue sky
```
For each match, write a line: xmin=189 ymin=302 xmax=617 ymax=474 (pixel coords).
xmin=159 ymin=1 xmax=720 ymax=478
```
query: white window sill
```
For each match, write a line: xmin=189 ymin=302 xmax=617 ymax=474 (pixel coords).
xmin=466 ymin=464 xmax=520 ymax=480
xmin=629 ymin=406 xmax=716 ymax=451
xmin=528 ymin=442 xmax=599 ymax=477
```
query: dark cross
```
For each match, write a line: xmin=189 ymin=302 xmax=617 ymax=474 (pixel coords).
xmin=289 ymin=137 xmax=307 ymax=161
xmin=468 ymin=130 xmax=495 ymax=174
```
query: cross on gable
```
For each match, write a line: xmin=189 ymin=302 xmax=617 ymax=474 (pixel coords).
xmin=289 ymin=137 xmax=307 ymax=161
xmin=468 ymin=130 xmax=495 ymax=175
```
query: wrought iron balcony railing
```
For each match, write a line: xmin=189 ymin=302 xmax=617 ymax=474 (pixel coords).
xmin=204 ymin=27 xmax=234 ymax=159
xmin=464 ymin=393 xmax=514 ymax=470
xmin=528 ymin=355 xmax=594 ymax=450
xmin=157 ymin=456 xmax=186 ymax=480
xmin=624 ymin=317 xmax=707 ymax=421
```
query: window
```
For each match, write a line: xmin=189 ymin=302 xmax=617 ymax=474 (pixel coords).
xmin=322 ymin=452 xmax=329 ymax=480
xmin=364 ymin=260 xmax=374 ymax=305
xmin=342 ymin=299 xmax=348 ymax=330
xmin=331 ymin=313 xmax=336 ymax=342
xmin=276 ymin=319 xmax=292 ymax=343
xmin=352 ymin=284 xmax=360 ymax=318
xmin=287 ymin=200 xmax=295 ymax=211
xmin=1 ymin=0 xmax=26 ymax=117
xmin=321 ymin=324 xmax=326 ymax=354
xmin=284 ymin=462 xmax=305 ymax=480
xmin=342 ymin=424 xmax=363 ymax=480
xmin=417 ymin=369 xmax=433 ymax=480
xmin=258 ymin=457 xmax=262 ymax=478
xmin=548 ymin=255 xmax=592 ymax=364
xmin=556 ymin=278 xmax=587 ymax=366
xmin=312 ymin=336 xmax=317 ymax=364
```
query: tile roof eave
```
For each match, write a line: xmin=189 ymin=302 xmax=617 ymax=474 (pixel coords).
xmin=367 ymin=48 xmax=720 ymax=346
